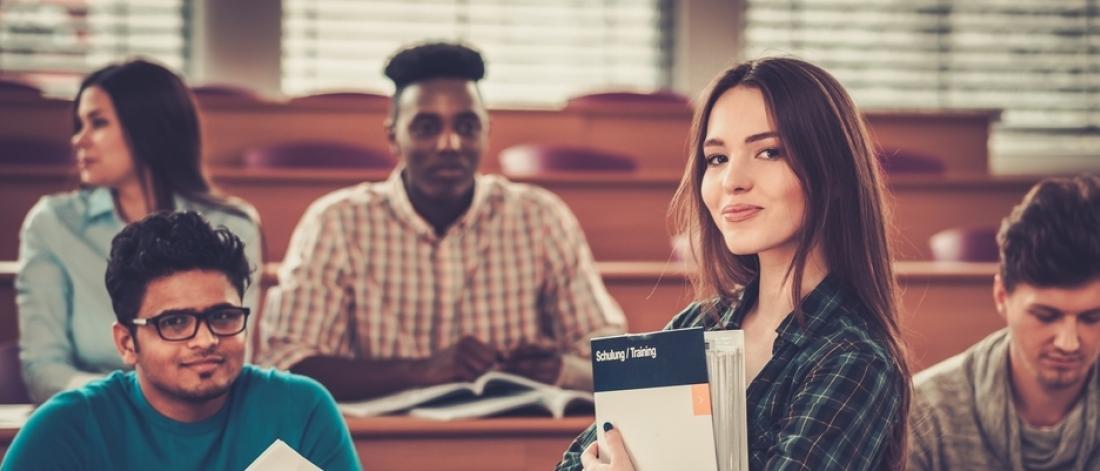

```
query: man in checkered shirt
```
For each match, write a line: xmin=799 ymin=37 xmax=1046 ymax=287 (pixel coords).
xmin=257 ymin=42 xmax=626 ymax=400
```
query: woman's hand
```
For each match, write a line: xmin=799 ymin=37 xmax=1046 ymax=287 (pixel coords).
xmin=581 ymin=423 xmax=636 ymax=471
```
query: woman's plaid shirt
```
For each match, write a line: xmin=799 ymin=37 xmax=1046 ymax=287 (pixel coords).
xmin=555 ymin=275 xmax=906 ymax=470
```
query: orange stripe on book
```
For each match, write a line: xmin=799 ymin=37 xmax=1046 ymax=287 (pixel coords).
xmin=692 ymin=383 xmax=712 ymax=416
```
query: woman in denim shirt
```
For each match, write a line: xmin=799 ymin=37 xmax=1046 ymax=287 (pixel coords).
xmin=17 ymin=60 xmax=262 ymax=403
xmin=557 ymin=57 xmax=911 ymax=470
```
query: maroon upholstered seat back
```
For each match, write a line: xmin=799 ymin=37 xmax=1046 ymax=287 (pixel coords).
xmin=289 ymin=91 xmax=389 ymax=106
xmin=930 ymin=226 xmax=999 ymax=262
xmin=191 ymin=84 xmax=265 ymax=103
xmin=499 ymin=144 xmax=637 ymax=175
xmin=565 ymin=90 xmax=691 ymax=109
xmin=242 ymin=141 xmax=394 ymax=169
xmin=0 ymin=77 xmax=42 ymax=98
xmin=877 ymin=148 xmax=946 ymax=174
xmin=0 ymin=137 xmax=73 ymax=165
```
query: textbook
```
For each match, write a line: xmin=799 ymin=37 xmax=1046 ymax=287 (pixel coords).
xmin=591 ymin=327 xmax=719 ymax=471
xmin=705 ymin=329 xmax=749 ymax=471
xmin=338 ymin=370 xmax=593 ymax=420
xmin=245 ymin=439 xmax=322 ymax=471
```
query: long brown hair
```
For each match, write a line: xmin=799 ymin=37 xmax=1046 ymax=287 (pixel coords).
xmin=670 ymin=57 xmax=910 ymax=469
xmin=74 ymin=59 xmax=255 ymax=221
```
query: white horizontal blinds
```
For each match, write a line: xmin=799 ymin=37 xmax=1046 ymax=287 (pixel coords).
xmin=743 ymin=0 xmax=1100 ymax=162
xmin=282 ymin=0 xmax=672 ymax=106
xmin=0 ymin=0 xmax=190 ymax=95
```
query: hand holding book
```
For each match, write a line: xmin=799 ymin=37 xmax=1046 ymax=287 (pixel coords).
xmin=581 ymin=422 xmax=636 ymax=471
xmin=590 ymin=328 xmax=748 ymax=470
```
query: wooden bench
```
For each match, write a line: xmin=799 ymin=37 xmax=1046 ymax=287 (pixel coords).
xmin=0 ymin=166 xmax=1036 ymax=262
xmin=0 ymin=95 xmax=996 ymax=174
xmin=0 ymin=260 xmax=1001 ymax=371
xmin=0 ymin=415 xmax=591 ymax=471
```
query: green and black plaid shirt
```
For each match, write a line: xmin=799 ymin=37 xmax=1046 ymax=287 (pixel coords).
xmin=555 ymin=275 xmax=905 ymax=470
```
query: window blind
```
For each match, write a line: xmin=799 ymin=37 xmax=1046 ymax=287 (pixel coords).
xmin=0 ymin=0 xmax=191 ymax=96
xmin=743 ymin=0 xmax=1100 ymax=168
xmin=282 ymin=0 xmax=674 ymax=106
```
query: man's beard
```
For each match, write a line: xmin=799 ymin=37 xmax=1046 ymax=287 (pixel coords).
xmin=170 ymin=378 xmax=233 ymax=400
xmin=158 ymin=370 xmax=235 ymax=403
xmin=1037 ymin=368 xmax=1088 ymax=391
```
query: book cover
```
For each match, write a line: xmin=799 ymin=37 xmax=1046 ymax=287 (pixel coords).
xmin=244 ymin=439 xmax=321 ymax=471
xmin=591 ymin=327 xmax=718 ymax=471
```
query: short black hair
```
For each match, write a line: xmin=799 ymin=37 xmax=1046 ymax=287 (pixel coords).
xmin=384 ymin=42 xmax=485 ymax=100
xmin=998 ymin=174 xmax=1100 ymax=292
xmin=105 ymin=211 xmax=253 ymax=326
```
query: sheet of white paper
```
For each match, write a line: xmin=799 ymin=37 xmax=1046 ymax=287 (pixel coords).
xmin=0 ymin=404 xmax=33 ymax=428
xmin=244 ymin=439 xmax=322 ymax=471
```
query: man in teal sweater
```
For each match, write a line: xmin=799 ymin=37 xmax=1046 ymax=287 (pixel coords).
xmin=1 ymin=211 xmax=361 ymax=470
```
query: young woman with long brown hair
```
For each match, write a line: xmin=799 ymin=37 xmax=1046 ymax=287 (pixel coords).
xmin=17 ymin=60 xmax=263 ymax=403
xmin=555 ymin=57 xmax=911 ymax=470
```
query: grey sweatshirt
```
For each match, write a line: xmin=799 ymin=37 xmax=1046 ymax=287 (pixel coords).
xmin=907 ymin=329 xmax=1100 ymax=471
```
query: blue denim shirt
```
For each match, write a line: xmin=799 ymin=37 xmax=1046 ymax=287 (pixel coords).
xmin=16 ymin=187 xmax=262 ymax=402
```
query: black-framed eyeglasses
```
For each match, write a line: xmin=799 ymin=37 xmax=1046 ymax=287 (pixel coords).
xmin=130 ymin=306 xmax=250 ymax=341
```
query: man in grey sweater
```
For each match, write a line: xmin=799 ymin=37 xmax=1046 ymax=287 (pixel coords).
xmin=908 ymin=175 xmax=1100 ymax=471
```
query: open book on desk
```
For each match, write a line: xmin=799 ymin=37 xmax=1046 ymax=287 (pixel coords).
xmin=339 ymin=370 xmax=593 ymax=420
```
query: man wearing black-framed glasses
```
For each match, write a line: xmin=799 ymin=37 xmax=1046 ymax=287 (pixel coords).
xmin=130 ymin=305 xmax=251 ymax=342
xmin=1 ymin=211 xmax=361 ymax=470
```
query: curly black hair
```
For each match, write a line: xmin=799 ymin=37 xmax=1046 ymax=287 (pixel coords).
xmin=384 ymin=42 xmax=485 ymax=99
xmin=105 ymin=211 xmax=253 ymax=326
xmin=999 ymin=174 xmax=1100 ymax=291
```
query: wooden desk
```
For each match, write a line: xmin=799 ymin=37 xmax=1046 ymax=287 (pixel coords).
xmin=346 ymin=415 xmax=588 ymax=471
xmin=0 ymin=259 xmax=999 ymax=372
xmin=567 ymin=261 xmax=1002 ymax=371
xmin=0 ymin=415 xmax=591 ymax=470
xmin=0 ymin=166 xmax=1036 ymax=262
xmin=0 ymin=95 xmax=996 ymax=174
xmin=212 ymin=168 xmax=688 ymax=264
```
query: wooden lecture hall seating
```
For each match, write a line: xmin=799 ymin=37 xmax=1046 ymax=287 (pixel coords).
xmin=0 ymin=93 xmax=1027 ymax=470
xmin=0 ymin=258 xmax=1005 ymax=373
xmin=0 ymin=259 xmax=1004 ymax=470
xmin=0 ymin=94 xmax=1020 ymax=261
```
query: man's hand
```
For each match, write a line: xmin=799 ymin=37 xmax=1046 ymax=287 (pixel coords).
xmin=420 ymin=336 xmax=500 ymax=385
xmin=581 ymin=422 xmax=636 ymax=471
xmin=502 ymin=340 xmax=563 ymax=385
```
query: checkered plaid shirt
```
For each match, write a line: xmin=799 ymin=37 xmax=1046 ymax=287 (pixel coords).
xmin=555 ymin=275 xmax=906 ymax=470
xmin=258 ymin=170 xmax=625 ymax=383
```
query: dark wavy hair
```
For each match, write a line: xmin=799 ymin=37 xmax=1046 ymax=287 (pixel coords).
xmin=383 ymin=42 xmax=486 ymax=120
xmin=669 ymin=57 xmax=910 ymax=470
xmin=999 ymin=174 xmax=1100 ymax=292
xmin=75 ymin=59 xmax=252 ymax=220
xmin=105 ymin=211 xmax=253 ymax=327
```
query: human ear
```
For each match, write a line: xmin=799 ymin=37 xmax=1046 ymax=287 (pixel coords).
xmin=993 ymin=274 xmax=1008 ymax=322
xmin=112 ymin=322 xmax=139 ymax=365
